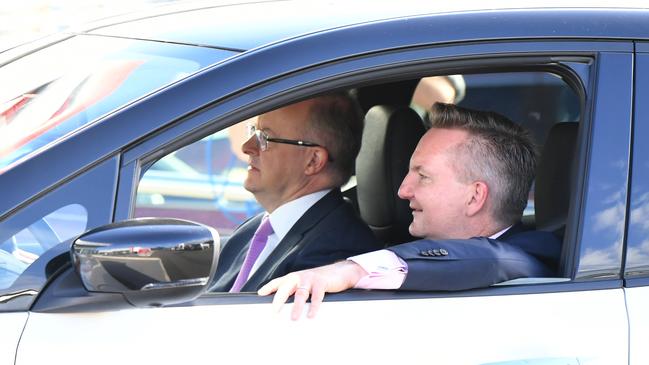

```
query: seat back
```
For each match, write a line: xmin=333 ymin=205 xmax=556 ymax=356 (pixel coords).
xmin=355 ymin=105 xmax=426 ymax=245
xmin=534 ymin=122 xmax=579 ymax=236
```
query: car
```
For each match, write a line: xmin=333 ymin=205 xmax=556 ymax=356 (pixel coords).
xmin=1 ymin=1 xmax=649 ymax=364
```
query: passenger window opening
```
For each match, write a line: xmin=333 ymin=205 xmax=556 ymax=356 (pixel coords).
xmin=133 ymin=67 xmax=582 ymax=289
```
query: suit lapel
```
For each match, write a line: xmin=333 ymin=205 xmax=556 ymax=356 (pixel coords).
xmin=241 ymin=189 xmax=344 ymax=291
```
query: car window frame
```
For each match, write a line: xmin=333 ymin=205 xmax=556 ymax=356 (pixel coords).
xmin=106 ymin=39 xmax=632 ymax=307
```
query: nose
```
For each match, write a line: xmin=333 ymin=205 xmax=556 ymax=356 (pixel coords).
xmin=398 ymin=172 xmax=414 ymax=200
xmin=242 ymin=134 xmax=259 ymax=156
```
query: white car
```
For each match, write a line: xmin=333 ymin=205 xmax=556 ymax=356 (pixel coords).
xmin=1 ymin=1 xmax=649 ymax=364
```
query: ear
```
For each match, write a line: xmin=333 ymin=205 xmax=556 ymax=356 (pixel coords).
xmin=465 ymin=181 xmax=489 ymax=217
xmin=304 ymin=147 xmax=329 ymax=176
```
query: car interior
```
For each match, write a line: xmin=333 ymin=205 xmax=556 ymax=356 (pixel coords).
xmin=135 ymin=68 xmax=582 ymax=286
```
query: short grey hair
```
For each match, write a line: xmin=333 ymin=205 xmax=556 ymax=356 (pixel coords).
xmin=429 ymin=103 xmax=538 ymax=226
xmin=306 ymin=92 xmax=364 ymax=187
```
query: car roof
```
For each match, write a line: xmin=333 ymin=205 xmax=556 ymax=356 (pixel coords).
xmin=82 ymin=0 xmax=649 ymax=51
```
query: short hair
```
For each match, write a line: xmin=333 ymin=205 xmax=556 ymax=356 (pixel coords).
xmin=306 ymin=92 xmax=364 ymax=187
xmin=429 ymin=102 xmax=538 ymax=226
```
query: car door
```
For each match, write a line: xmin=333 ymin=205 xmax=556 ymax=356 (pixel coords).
xmin=625 ymin=42 xmax=649 ymax=365
xmin=15 ymin=15 xmax=632 ymax=365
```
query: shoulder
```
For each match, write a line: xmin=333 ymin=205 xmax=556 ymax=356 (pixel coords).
xmin=504 ymin=229 xmax=561 ymax=244
xmin=500 ymin=228 xmax=562 ymax=270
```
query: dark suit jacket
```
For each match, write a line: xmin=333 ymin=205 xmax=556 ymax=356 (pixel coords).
xmin=388 ymin=224 xmax=561 ymax=291
xmin=210 ymin=189 xmax=381 ymax=292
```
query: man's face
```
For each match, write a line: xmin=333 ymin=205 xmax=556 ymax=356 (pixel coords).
xmin=242 ymin=101 xmax=314 ymax=210
xmin=397 ymin=128 xmax=473 ymax=240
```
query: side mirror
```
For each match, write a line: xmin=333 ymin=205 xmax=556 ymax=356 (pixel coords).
xmin=71 ymin=218 xmax=219 ymax=307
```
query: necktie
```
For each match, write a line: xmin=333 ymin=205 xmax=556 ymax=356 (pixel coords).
xmin=230 ymin=216 xmax=274 ymax=292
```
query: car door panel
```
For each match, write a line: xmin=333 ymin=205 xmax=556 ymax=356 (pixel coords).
xmin=16 ymin=289 xmax=626 ymax=365
xmin=625 ymin=284 xmax=649 ymax=365
xmin=0 ymin=313 xmax=27 ymax=365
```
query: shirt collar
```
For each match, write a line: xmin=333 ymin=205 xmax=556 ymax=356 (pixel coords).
xmin=267 ymin=189 xmax=331 ymax=242
xmin=490 ymin=225 xmax=513 ymax=239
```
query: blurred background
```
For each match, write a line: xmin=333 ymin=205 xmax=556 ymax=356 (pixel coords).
xmin=0 ymin=0 xmax=186 ymax=51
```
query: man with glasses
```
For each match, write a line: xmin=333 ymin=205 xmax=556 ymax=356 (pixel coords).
xmin=210 ymin=92 xmax=381 ymax=292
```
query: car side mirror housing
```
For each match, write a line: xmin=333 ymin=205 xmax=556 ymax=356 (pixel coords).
xmin=71 ymin=218 xmax=219 ymax=307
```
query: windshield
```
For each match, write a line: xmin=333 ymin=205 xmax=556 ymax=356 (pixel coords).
xmin=0 ymin=35 xmax=236 ymax=171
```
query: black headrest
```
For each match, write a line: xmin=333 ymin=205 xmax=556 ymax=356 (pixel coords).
xmin=354 ymin=80 xmax=419 ymax=114
xmin=356 ymin=105 xmax=426 ymax=245
xmin=535 ymin=122 xmax=578 ymax=234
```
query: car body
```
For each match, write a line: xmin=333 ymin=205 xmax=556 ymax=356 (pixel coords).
xmin=1 ymin=1 xmax=649 ymax=364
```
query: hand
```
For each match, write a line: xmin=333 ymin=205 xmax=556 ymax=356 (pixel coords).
xmin=257 ymin=260 xmax=367 ymax=320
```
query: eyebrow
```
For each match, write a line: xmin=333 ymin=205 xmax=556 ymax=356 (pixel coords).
xmin=411 ymin=164 xmax=424 ymax=173
xmin=413 ymin=164 xmax=434 ymax=176
xmin=256 ymin=124 xmax=274 ymax=135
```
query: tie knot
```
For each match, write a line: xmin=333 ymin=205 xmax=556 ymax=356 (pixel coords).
xmin=255 ymin=215 xmax=274 ymax=238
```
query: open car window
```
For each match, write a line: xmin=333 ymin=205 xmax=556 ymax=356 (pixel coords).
xmin=132 ymin=68 xmax=582 ymax=291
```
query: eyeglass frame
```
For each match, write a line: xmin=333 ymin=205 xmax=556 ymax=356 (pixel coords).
xmin=246 ymin=124 xmax=333 ymax=161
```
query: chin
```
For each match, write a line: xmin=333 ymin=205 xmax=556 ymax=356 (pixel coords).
xmin=243 ymin=179 xmax=257 ymax=193
xmin=408 ymin=225 xmax=422 ymax=238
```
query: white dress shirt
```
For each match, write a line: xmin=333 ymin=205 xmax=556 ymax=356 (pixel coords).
xmin=246 ymin=189 xmax=331 ymax=278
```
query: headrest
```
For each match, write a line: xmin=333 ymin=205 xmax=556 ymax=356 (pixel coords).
xmin=356 ymin=105 xmax=426 ymax=244
xmin=535 ymin=122 xmax=578 ymax=233
xmin=354 ymin=80 xmax=419 ymax=113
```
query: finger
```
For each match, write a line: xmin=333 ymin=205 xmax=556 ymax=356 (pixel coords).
xmin=271 ymin=278 xmax=299 ymax=313
xmin=291 ymin=286 xmax=311 ymax=321
xmin=307 ymin=281 xmax=326 ymax=319
xmin=257 ymin=278 xmax=281 ymax=296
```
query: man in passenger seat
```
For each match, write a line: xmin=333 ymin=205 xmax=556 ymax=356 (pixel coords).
xmin=259 ymin=102 xmax=561 ymax=319
xmin=210 ymin=92 xmax=380 ymax=292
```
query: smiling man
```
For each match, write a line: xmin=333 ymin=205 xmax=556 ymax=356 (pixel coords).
xmin=209 ymin=93 xmax=380 ymax=292
xmin=259 ymin=103 xmax=562 ymax=319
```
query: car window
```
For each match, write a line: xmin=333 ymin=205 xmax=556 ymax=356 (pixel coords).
xmin=0 ymin=35 xmax=236 ymax=172
xmin=134 ymin=120 xmax=262 ymax=236
xmin=0 ymin=204 xmax=87 ymax=290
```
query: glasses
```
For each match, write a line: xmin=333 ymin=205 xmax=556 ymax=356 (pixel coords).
xmin=246 ymin=124 xmax=323 ymax=152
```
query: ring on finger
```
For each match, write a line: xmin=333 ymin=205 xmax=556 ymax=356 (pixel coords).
xmin=296 ymin=286 xmax=310 ymax=292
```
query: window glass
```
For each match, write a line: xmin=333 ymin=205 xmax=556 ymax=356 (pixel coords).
xmin=0 ymin=204 xmax=87 ymax=290
xmin=0 ymin=35 xmax=236 ymax=171
xmin=135 ymin=121 xmax=262 ymax=235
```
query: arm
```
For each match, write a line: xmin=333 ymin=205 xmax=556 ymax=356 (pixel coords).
xmin=259 ymin=237 xmax=552 ymax=319
xmin=388 ymin=237 xmax=551 ymax=291
xmin=257 ymin=260 xmax=367 ymax=320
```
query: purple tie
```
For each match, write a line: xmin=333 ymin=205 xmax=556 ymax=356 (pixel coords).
xmin=230 ymin=216 xmax=274 ymax=292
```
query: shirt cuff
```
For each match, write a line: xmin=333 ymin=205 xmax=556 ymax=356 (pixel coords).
xmin=348 ymin=249 xmax=408 ymax=290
